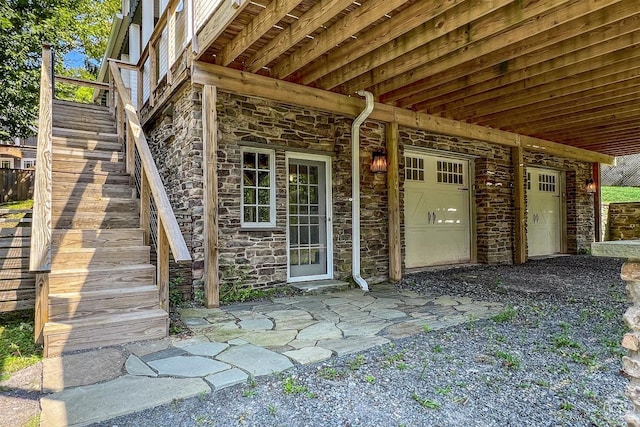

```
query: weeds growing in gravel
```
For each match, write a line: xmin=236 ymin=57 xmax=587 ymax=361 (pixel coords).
xmin=494 ymin=350 xmax=521 ymax=369
xmin=318 ymin=366 xmax=344 ymax=380
xmin=412 ymin=393 xmax=440 ymax=409
xmin=282 ymin=376 xmax=316 ymax=398
xmin=348 ymin=355 xmax=365 ymax=371
xmin=491 ymin=305 xmax=516 ymax=323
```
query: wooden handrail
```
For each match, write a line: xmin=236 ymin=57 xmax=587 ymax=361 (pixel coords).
xmin=55 ymin=75 xmax=110 ymax=90
xmin=30 ymin=45 xmax=53 ymax=272
xmin=108 ymin=60 xmax=192 ymax=263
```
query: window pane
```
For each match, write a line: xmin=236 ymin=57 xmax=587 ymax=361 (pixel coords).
xmin=290 ymin=226 xmax=298 ymax=244
xmin=309 ymin=167 xmax=318 ymax=184
xmin=300 ymin=186 xmax=308 ymax=204
xmin=310 ymin=226 xmax=319 ymax=244
xmin=258 ymin=171 xmax=270 ymax=187
xmin=258 ymin=189 xmax=270 ymax=204
xmin=300 ymin=226 xmax=309 ymax=244
xmin=244 ymin=207 xmax=256 ymax=223
xmin=310 ymin=249 xmax=319 ymax=264
xmin=300 ymin=250 xmax=309 ymax=265
xmin=258 ymin=153 xmax=269 ymax=170
xmin=243 ymin=170 xmax=256 ymax=186
xmin=243 ymin=152 xmax=256 ymax=169
xmin=309 ymin=186 xmax=318 ymax=204
xmin=290 ymin=250 xmax=299 ymax=266
xmin=300 ymin=205 xmax=308 ymax=215
xmin=244 ymin=188 xmax=256 ymax=204
xmin=258 ymin=206 xmax=270 ymax=222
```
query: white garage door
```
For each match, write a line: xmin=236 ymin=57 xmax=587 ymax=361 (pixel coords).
xmin=527 ymin=167 xmax=562 ymax=257
xmin=405 ymin=153 xmax=471 ymax=268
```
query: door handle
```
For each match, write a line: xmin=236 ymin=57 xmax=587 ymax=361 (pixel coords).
xmin=428 ymin=211 xmax=432 ymax=224
xmin=433 ymin=212 xmax=436 ymax=223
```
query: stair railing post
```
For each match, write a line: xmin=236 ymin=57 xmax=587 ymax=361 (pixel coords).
xmin=34 ymin=274 xmax=49 ymax=345
xmin=157 ymin=217 xmax=169 ymax=311
xmin=126 ymin=124 xmax=134 ymax=175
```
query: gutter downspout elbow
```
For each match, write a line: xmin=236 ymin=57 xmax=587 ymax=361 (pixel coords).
xmin=351 ymin=90 xmax=374 ymax=291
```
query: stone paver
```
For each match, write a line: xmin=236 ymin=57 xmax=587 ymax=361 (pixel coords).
xmin=42 ymin=347 xmax=126 ymax=393
xmin=297 ymin=322 xmax=342 ymax=340
xmin=40 ymin=376 xmax=209 ymax=427
xmin=148 ymin=356 xmax=231 ymax=377
xmin=369 ymin=308 xmax=407 ymax=320
xmin=216 ymin=344 xmax=293 ymax=376
xmin=204 ymin=368 xmax=249 ymax=390
xmin=239 ymin=318 xmax=274 ymax=331
xmin=337 ymin=320 xmax=390 ymax=336
xmin=182 ymin=342 xmax=229 ymax=357
xmin=318 ymin=336 xmax=390 ymax=356
xmin=284 ymin=347 xmax=333 ymax=365
xmin=125 ymin=355 xmax=157 ymax=377
xmin=242 ymin=330 xmax=298 ymax=347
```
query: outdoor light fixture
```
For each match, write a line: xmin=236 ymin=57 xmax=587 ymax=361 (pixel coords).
xmin=370 ymin=151 xmax=387 ymax=174
xmin=585 ymin=178 xmax=597 ymax=194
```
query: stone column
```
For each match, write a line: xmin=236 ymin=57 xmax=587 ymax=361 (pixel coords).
xmin=622 ymin=260 xmax=640 ymax=426
xmin=593 ymin=241 xmax=640 ymax=426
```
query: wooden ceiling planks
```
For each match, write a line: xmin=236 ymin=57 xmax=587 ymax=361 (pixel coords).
xmin=197 ymin=0 xmax=640 ymax=157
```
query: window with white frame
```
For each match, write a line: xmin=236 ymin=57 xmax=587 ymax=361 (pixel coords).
xmin=0 ymin=158 xmax=13 ymax=169
xmin=241 ymin=148 xmax=276 ymax=227
xmin=22 ymin=159 xmax=36 ymax=169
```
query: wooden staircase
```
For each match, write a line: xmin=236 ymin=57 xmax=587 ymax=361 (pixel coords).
xmin=41 ymin=100 xmax=168 ymax=357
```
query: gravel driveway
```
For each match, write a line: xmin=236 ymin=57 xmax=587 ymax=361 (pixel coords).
xmin=98 ymin=256 xmax=629 ymax=427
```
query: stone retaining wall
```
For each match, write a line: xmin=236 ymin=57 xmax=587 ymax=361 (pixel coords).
xmin=607 ymin=202 xmax=640 ymax=241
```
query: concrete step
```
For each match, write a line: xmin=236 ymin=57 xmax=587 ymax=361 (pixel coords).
xmin=43 ymin=308 xmax=168 ymax=357
xmin=48 ymin=264 xmax=155 ymax=293
xmin=51 ymin=246 xmax=150 ymax=269
xmin=51 ymin=229 xmax=145 ymax=249
xmin=48 ymin=286 xmax=160 ymax=322
xmin=289 ymin=279 xmax=351 ymax=295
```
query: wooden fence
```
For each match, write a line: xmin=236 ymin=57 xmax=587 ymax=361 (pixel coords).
xmin=0 ymin=210 xmax=35 ymax=312
xmin=0 ymin=169 xmax=34 ymax=203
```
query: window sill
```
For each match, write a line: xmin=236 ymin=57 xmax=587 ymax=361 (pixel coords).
xmin=240 ymin=227 xmax=284 ymax=232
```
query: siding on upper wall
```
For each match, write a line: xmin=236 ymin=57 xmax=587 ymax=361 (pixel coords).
xmin=195 ymin=0 xmax=223 ymax=31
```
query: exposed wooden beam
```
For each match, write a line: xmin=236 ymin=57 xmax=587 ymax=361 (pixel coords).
xmin=218 ymin=0 xmax=302 ymax=66
xmin=202 ymin=85 xmax=220 ymax=308
xmin=271 ymin=0 xmax=407 ymax=79
xmin=386 ymin=122 xmax=401 ymax=282
xmin=245 ymin=0 xmax=354 ymax=73
xmin=512 ymin=146 xmax=526 ymax=265
xmin=377 ymin=0 xmax=631 ymax=103
xmin=316 ymin=0 xmax=514 ymax=90
xmin=191 ymin=61 xmax=614 ymax=164
xmin=297 ymin=0 xmax=465 ymax=85
xmin=413 ymin=29 xmax=640 ymax=113
xmin=196 ymin=0 xmax=251 ymax=61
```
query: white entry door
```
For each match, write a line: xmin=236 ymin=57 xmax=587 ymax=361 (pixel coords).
xmin=287 ymin=155 xmax=333 ymax=281
xmin=405 ymin=152 xmax=472 ymax=268
xmin=527 ymin=167 xmax=562 ymax=256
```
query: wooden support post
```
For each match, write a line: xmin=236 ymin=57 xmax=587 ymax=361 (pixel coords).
xmin=140 ymin=172 xmax=151 ymax=245
xmin=109 ymin=76 xmax=115 ymax=114
xmin=202 ymin=85 xmax=220 ymax=307
xmin=126 ymin=125 xmax=134 ymax=175
xmin=149 ymin=43 xmax=157 ymax=107
xmin=116 ymin=95 xmax=124 ymax=147
xmin=157 ymin=218 xmax=169 ymax=311
xmin=593 ymin=162 xmax=602 ymax=242
xmin=34 ymin=273 xmax=48 ymax=345
xmin=512 ymin=146 xmax=526 ymax=264
xmin=386 ymin=122 xmax=402 ymax=282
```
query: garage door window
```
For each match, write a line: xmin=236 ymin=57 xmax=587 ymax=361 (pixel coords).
xmin=405 ymin=156 xmax=424 ymax=181
xmin=538 ymin=173 xmax=556 ymax=192
xmin=437 ymin=160 xmax=464 ymax=185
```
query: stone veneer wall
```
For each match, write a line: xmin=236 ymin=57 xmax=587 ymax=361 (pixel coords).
xmin=145 ymin=83 xmax=205 ymax=297
xmin=143 ymin=81 xmax=596 ymax=295
xmin=607 ymin=202 xmax=640 ymax=241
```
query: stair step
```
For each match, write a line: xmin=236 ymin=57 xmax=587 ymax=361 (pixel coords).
xmin=48 ymin=264 xmax=155 ymax=293
xmin=52 ymin=182 xmax=134 ymax=199
xmin=52 ymin=127 xmax=118 ymax=142
xmin=52 ymin=229 xmax=145 ymax=248
xmin=48 ymin=286 xmax=160 ymax=321
xmin=53 ymin=159 xmax=126 ymax=174
xmin=51 ymin=246 xmax=150 ymax=269
xmin=53 ymin=147 xmax=123 ymax=162
xmin=52 ymin=197 xmax=138 ymax=214
xmin=53 ymin=99 xmax=111 ymax=114
xmin=43 ymin=308 xmax=168 ymax=357
xmin=51 ymin=212 xmax=140 ymax=229
xmin=53 ymin=171 xmax=131 ymax=185
xmin=52 ymin=136 xmax=121 ymax=151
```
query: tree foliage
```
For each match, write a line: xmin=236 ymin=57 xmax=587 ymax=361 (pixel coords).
xmin=0 ymin=0 xmax=119 ymax=140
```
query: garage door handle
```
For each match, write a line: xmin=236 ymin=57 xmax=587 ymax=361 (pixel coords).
xmin=432 ymin=212 xmax=436 ymax=223
xmin=428 ymin=212 xmax=432 ymax=224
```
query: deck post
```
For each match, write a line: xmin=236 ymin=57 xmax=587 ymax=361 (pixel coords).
xmin=386 ymin=122 xmax=402 ymax=282
xmin=512 ymin=146 xmax=526 ymax=265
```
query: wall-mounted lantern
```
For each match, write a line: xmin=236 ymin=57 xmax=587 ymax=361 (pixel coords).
xmin=370 ymin=151 xmax=387 ymax=174
xmin=585 ymin=178 xmax=597 ymax=193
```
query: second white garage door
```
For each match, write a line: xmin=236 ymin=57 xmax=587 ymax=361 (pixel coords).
xmin=405 ymin=152 xmax=472 ymax=268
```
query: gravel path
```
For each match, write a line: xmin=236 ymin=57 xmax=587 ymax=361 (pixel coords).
xmin=98 ymin=256 xmax=629 ymax=427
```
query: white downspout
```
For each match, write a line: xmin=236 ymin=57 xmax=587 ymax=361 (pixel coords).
xmin=351 ymin=90 xmax=374 ymax=291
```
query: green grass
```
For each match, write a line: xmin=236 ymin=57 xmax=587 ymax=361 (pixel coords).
xmin=601 ymin=186 xmax=640 ymax=203
xmin=0 ymin=200 xmax=33 ymax=210
xmin=0 ymin=310 xmax=42 ymax=381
